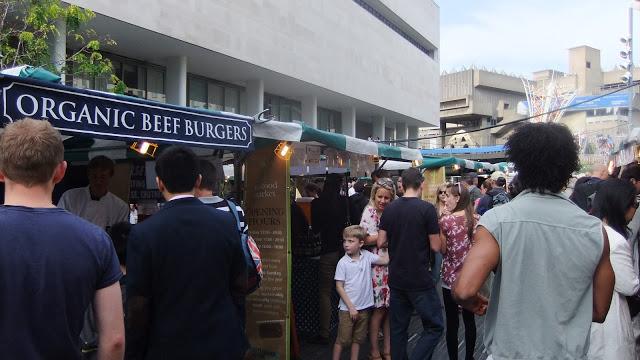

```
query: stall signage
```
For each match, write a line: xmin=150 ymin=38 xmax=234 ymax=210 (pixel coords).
xmin=0 ymin=75 xmax=253 ymax=150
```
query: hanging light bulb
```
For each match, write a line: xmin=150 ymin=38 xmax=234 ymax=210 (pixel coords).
xmin=275 ymin=141 xmax=293 ymax=160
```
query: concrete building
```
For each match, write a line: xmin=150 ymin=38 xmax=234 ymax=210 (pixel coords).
xmin=436 ymin=68 xmax=526 ymax=147
xmin=58 ymin=0 xmax=440 ymax=146
xmin=436 ymin=46 xmax=639 ymax=157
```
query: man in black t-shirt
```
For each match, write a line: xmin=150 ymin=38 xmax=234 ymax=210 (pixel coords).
xmin=378 ymin=167 xmax=443 ymax=360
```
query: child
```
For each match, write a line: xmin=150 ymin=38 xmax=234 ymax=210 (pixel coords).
xmin=333 ymin=225 xmax=389 ymax=360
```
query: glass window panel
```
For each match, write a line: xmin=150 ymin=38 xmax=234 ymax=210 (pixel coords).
xmin=188 ymin=78 xmax=207 ymax=109
xmin=224 ymin=87 xmax=239 ymax=113
xmin=147 ymin=68 xmax=166 ymax=103
xmin=208 ymin=83 xmax=224 ymax=111
xmin=123 ymin=63 xmax=145 ymax=98
xmin=280 ymin=101 xmax=291 ymax=122
xmin=291 ymin=101 xmax=302 ymax=122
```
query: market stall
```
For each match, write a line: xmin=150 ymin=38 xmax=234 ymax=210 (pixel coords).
xmin=0 ymin=70 xmax=424 ymax=360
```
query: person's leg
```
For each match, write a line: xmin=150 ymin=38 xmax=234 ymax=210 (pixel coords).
xmin=317 ymin=251 xmax=339 ymax=341
xmin=335 ymin=311 xmax=353 ymax=360
xmin=462 ymin=308 xmax=476 ymax=360
xmin=442 ymin=288 xmax=459 ymax=360
xmin=409 ymin=288 xmax=444 ymax=360
xmin=382 ymin=311 xmax=391 ymax=359
xmin=332 ymin=343 xmax=343 ymax=360
xmin=389 ymin=289 xmax=412 ymax=360
xmin=369 ymin=308 xmax=385 ymax=358
xmin=350 ymin=343 xmax=360 ymax=360
xmin=352 ymin=310 xmax=370 ymax=360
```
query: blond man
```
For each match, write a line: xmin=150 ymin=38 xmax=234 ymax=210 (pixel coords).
xmin=0 ymin=119 xmax=124 ymax=360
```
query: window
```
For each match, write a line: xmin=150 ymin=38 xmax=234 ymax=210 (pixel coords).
xmin=188 ymin=78 xmax=207 ymax=109
xmin=187 ymin=75 xmax=244 ymax=113
xmin=208 ymin=83 xmax=224 ymax=111
xmin=318 ymin=107 xmax=342 ymax=133
xmin=503 ymin=103 xmax=510 ymax=109
xmin=69 ymin=53 xmax=166 ymax=102
xmin=586 ymin=61 xmax=591 ymax=69
xmin=264 ymin=93 xmax=302 ymax=122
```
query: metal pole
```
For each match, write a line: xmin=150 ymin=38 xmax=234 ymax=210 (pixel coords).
xmin=629 ymin=7 xmax=635 ymax=129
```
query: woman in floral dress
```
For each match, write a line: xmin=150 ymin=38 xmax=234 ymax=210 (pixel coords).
xmin=360 ymin=178 xmax=395 ymax=360
xmin=440 ymin=182 xmax=476 ymax=360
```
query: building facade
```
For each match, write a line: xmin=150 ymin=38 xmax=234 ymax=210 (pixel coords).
xmin=59 ymin=0 xmax=440 ymax=146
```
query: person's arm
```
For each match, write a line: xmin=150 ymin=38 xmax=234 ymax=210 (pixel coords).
xmin=429 ymin=234 xmax=441 ymax=253
xmin=610 ymin=235 xmax=640 ymax=296
xmin=439 ymin=230 xmax=447 ymax=255
xmin=335 ymin=281 xmax=358 ymax=321
xmin=94 ymin=282 xmax=125 ymax=360
xmin=377 ymin=229 xmax=388 ymax=249
xmin=592 ymin=228 xmax=615 ymax=323
xmin=365 ymin=233 xmax=379 ymax=246
xmin=373 ymin=250 xmax=389 ymax=265
xmin=452 ymin=226 xmax=499 ymax=315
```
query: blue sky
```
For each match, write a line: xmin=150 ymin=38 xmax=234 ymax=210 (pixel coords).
xmin=437 ymin=0 xmax=633 ymax=76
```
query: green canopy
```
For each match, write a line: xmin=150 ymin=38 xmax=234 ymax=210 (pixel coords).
xmin=420 ymin=156 xmax=508 ymax=172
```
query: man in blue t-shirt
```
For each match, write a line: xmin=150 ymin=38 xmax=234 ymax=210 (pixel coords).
xmin=0 ymin=118 xmax=124 ymax=360
xmin=378 ymin=167 xmax=443 ymax=360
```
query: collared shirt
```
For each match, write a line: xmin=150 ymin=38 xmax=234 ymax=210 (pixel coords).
xmin=479 ymin=190 xmax=603 ymax=359
xmin=169 ymin=194 xmax=195 ymax=201
xmin=334 ymin=250 xmax=379 ymax=311
xmin=58 ymin=186 xmax=128 ymax=229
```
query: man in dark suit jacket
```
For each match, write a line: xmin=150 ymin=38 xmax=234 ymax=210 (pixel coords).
xmin=125 ymin=146 xmax=247 ymax=360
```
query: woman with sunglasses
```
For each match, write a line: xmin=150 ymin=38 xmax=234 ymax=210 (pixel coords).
xmin=589 ymin=178 xmax=640 ymax=360
xmin=435 ymin=183 xmax=450 ymax=218
xmin=440 ymin=182 xmax=477 ymax=360
xmin=359 ymin=178 xmax=395 ymax=360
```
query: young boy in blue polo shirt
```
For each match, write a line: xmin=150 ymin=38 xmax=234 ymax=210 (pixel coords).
xmin=333 ymin=225 xmax=389 ymax=360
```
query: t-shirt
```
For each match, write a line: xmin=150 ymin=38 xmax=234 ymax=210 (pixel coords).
xmin=334 ymin=250 xmax=380 ymax=310
xmin=199 ymin=196 xmax=248 ymax=235
xmin=58 ymin=186 xmax=129 ymax=229
xmin=0 ymin=205 xmax=122 ymax=360
xmin=379 ymin=197 xmax=440 ymax=290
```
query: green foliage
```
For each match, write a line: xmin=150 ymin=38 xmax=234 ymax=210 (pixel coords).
xmin=0 ymin=0 xmax=123 ymax=91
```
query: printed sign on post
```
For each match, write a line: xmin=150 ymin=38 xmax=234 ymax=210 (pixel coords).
xmin=244 ymin=145 xmax=290 ymax=360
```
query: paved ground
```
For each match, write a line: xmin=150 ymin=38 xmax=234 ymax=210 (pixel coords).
xmin=300 ymin=310 xmax=489 ymax=359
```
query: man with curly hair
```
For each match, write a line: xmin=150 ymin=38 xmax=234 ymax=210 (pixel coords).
xmin=453 ymin=122 xmax=615 ymax=359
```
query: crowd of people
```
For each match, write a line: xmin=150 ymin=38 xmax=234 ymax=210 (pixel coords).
xmin=3 ymin=116 xmax=640 ymax=360
xmin=304 ymin=122 xmax=640 ymax=360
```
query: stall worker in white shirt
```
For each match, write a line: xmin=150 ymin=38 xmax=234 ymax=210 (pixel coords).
xmin=58 ymin=155 xmax=129 ymax=229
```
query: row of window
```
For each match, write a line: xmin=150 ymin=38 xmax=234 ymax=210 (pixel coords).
xmin=353 ymin=0 xmax=436 ymax=59
xmin=70 ymin=53 xmax=344 ymax=133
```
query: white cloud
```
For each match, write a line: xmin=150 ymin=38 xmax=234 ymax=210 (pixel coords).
xmin=440 ymin=0 xmax=630 ymax=77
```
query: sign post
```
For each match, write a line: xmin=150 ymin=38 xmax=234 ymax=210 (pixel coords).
xmin=244 ymin=144 xmax=291 ymax=359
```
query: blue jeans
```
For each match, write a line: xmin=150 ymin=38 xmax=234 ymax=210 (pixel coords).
xmin=390 ymin=287 xmax=444 ymax=360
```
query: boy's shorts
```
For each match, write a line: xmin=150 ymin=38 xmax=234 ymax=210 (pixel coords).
xmin=336 ymin=309 xmax=371 ymax=345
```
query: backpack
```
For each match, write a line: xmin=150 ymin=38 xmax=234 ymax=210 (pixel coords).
xmin=227 ymin=200 xmax=263 ymax=294
xmin=490 ymin=191 xmax=510 ymax=208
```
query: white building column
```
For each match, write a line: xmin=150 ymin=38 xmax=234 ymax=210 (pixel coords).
xmin=372 ymin=115 xmax=385 ymax=141
xmin=301 ymin=95 xmax=317 ymax=128
xmin=245 ymin=79 xmax=264 ymax=117
xmin=166 ymin=56 xmax=187 ymax=106
xmin=408 ymin=126 xmax=419 ymax=149
xmin=396 ymin=122 xmax=408 ymax=147
xmin=50 ymin=17 xmax=66 ymax=82
xmin=341 ymin=106 xmax=356 ymax=137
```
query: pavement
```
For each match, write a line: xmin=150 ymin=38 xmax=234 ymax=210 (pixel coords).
xmin=300 ymin=310 xmax=489 ymax=359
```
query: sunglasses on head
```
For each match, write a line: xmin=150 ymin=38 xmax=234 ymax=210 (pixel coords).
xmin=376 ymin=179 xmax=394 ymax=187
